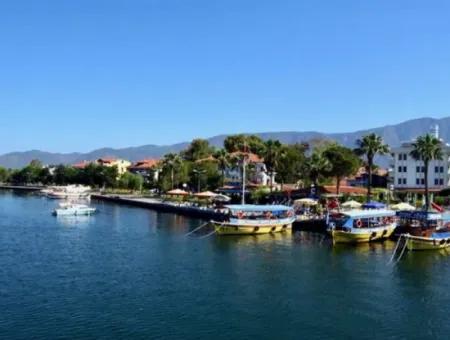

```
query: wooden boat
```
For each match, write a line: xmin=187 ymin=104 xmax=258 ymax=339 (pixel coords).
xmin=327 ymin=209 xmax=397 ymax=244
xmin=395 ymin=210 xmax=443 ymax=237
xmin=404 ymin=232 xmax=450 ymax=251
xmin=211 ymin=204 xmax=296 ymax=235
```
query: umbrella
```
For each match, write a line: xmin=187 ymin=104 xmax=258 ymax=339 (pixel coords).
xmin=341 ymin=200 xmax=362 ymax=209
xmin=362 ymin=201 xmax=386 ymax=209
xmin=194 ymin=191 xmax=218 ymax=199
xmin=166 ymin=189 xmax=189 ymax=196
xmin=391 ymin=202 xmax=415 ymax=211
xmin=213 ymin=194 xmax=231 ymax=202
xmin=294 ymin=198 xmax=318 ymax=206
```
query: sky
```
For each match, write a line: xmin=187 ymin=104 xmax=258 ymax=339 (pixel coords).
xmin=1 ymin=0 xmax=450 ymax=154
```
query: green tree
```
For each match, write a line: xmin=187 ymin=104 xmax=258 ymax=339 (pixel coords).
xmin=410 ymin=134 xmax=443 ymax=210
xmin=322 ymin=143 xmax=361 ymax=195
xmin=305 ymin=151 xmax=332 ymax=188
xmin=213 ymin=149 xmax=231 ymax=187
xmin=276 ymin=143 xmax=308 ymax=187
xmin=118 ymin=172 xmax=144 ymax=191
xmin=262 ymin=139 xmax=282 ymax=192
xmin=0 ymin=167 xmax=10 ymax=183
xmin=354 ymin=133 xmax=390 ymax=202
xmin=181 ymin=139 xmax=215 ymax=162
xmin=224 ymin=134 xmax=266 ymax=155
xmin=161 ymin=153 xmax=183 ymax=190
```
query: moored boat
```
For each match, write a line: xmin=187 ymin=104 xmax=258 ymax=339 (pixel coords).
xmin=404 ymin=232 xmax=450 ymax=251
xmin=394 ymin=210 xmax=443 ymax=238
xmin=53 ymin=203 xmax=97 ymax=216
xmin=327 ymin=209 xmax=397 ymax=243
xmin=211 ymin=204 xmax=295 ymax=235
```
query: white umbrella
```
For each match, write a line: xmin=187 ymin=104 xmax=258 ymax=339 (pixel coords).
xmin=294 ymin=198 xmax=318 ymax=206
xmin=213 ymin=194 xmax=231 ymax=202
xmin=341 ymin=200 xmax=362 ymax=209
xmin=194 ymin=191 xmax=218 ymax=198
xmin=391 ymin=202 xmax=415 ymax=211
xmin=166 ymin=189 xmax=189 ymax=196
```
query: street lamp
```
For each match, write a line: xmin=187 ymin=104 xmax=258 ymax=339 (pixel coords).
xmin=193 ymin=169 xmax=206 ymax=193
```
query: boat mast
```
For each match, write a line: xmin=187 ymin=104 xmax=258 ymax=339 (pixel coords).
xmin=242 ymin=141 xmax=247 ymax=205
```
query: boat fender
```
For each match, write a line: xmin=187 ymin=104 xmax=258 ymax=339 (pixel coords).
xmin=433 ymin=239 xmax=436 ymax=246
xmin=271 ymin=226 xmax=276 ymax=232
xmin=382 ymin=229 xmax=387 ymax=236
xmin=370 ymin=232 xmax=377 ymax=239
xmin=440 ymin=239 xmax=446 ymax=245
xmin=254 ymin=226 xmax=260 ymax=232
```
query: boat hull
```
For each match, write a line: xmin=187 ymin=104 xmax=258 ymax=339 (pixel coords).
xmin=212 ymin=221 xmax=293 ymax=235
xmin=331 ymin=224 xmax=396 ymax=243
xmin=405 ymin=235 xmax=450 ymax=251
xmin=53 ymin=208 xmax=96 ymax=216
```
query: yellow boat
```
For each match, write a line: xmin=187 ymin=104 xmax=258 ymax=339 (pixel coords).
xmin=404 ymin=233 xmax=450 ymax=251
xmin=327 ymin=209 xmax=397 ymax=244
xmin=212 ymin=204 xmax=296 ymax=235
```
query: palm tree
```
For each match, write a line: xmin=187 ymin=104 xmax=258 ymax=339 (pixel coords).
xmin=162 ymin=153 xmax=182 ymax=189
xmin=354 ymin=133 xmax=389 ymax=202
xmin=410 ymin=134 xmax=443 ymax=210
xmin=305 ymin=151 xmax=331 ymax=189
xmin=213 ymin=149 xmax=231 ymax=187
xmin=263 ymin=139 xmax=282 ymax=192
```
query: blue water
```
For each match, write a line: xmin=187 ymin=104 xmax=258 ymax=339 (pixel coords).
xmin=1 ymin=191 xmax=450 ymax=339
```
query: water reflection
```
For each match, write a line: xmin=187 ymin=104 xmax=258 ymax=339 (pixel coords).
xmin=55 ymin=215 xmax=94 ymax=227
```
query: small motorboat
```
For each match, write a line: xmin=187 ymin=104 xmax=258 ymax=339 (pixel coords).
xmin=404 ymin=231 xmax=450 ymax=251
xmin=53 ymin=203 xmax=97 ymax=216
xmin=327 ymin=209 xmax=397 ymax=243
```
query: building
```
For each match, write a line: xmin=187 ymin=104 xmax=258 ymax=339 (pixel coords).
xmin=224 ymin=152 xmax=276 ymax=187
xmin=96 ymin=158 xmax=131 ymax=176
xmin=390 ymin=125 xmax=450 ymax=194
xmin=346 ymin=167 xmax=388 ymax=188
xmin=128 ymin=159 xmax=161 ymax=183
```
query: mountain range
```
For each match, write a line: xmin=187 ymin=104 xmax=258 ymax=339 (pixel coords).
xmin=1 ymin=117 xmax=448 ymax=169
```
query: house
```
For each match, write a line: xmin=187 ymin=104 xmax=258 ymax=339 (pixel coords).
xmin=390 ymin=125 xmax=450 ymax=195
xmin=128 ymin=159 xmax=161 ymax=182
xmin=96 ymin=158 xmax=131 ymax=176
xmin=224 ymin=152 xmax=276 ymax=187
xmin=346 ymin=167 xmax=388 ymax=188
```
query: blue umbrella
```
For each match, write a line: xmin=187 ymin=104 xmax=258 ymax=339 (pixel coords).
xmin=362 ymin=201 xmax=386 ymax=209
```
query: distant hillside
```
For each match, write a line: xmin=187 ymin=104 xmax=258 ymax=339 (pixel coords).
xmin=1 ymin=116 xmax=448 ymax=168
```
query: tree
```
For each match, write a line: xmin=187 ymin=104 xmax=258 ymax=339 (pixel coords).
xmin=223 ymin=134 xmax=266 ymax=155
xmin=305 ymin=151 xmax=332 ymax=189
xmin=276 ymin=143 xmax=308 ymax=188
xmin=118 ymin=172 xmax=144 ymax=191
xmin=354 ymin=133 xmax=389 ymax=202
xmin=161 ymin=153 xmax=183 ymax=189
xmin=262 ymin=139 xmax=282 ymax=192
xmin=322 ymin=143 xmax=361 ymax=195
xmin=410 ymin=134 xmax=443 ymax=210
xmin=0 ymin=167 xmax=10 ymax=183
xmin=181 ymin=139 xmax=215 ymax=162
xmin=213 ymin=149 xmax=231 ymax=187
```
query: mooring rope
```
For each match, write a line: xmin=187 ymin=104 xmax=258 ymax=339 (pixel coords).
xmin=394 ymin=237 xmax=408 ymax=264
xmin=184 ymin=222 xmax=210 ymax=237
xmin=389 ymin=235 xmax=408 ymax=264
xmin=198 ymin=230 xmax=217 ymax=239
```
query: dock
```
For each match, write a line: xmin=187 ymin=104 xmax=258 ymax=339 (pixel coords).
xmin=91 ymin=194 xmax=225 ymax=220
xmin=0 ymin=185 xmax=43 ymax=191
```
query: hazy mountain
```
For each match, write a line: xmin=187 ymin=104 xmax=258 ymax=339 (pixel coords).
xmin=1 ymin=117 xmax=448 ymax=168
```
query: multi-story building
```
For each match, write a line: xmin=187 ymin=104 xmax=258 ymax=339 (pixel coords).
xmin=224 ymin=152 xmax=276 ymax=187
xmin=391 ymin=126 xmax=450 ymax=193
xmin=128 ymin=159 xmax=161 ymax=183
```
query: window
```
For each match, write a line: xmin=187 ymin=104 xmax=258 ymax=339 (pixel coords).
xmin=435 ymin=179 xmax=439 ymax=185
xmin=398 ymin=178 xmax=402 ymax=185
xmin=435 ymin=166 xmax=439 ymax=173
xmin=421 ymin=166 xmax=425 ymax=173
xmin=403 ymin=154 xmax=407 ymax=161
xmin=417 ymin=166 xmax=421 ymax=173
xmin=440 ymin=179 xmax=444 ymax=185
xmin=398 ymin=154 xmax=402 ymax=161
xmin=403 ymin=166 xmax=407 ymax=172
xmin=403 ymin=178 xmax=407 ymax=185
xmin=416 ymin=178 xmax=420 ymax=185
xmin=398 ymin=166 xmax=402 ymax=173
xmin=421 ymin=179 xmax=425 ymax=185
xmin=440 ymin=166 xmax=444 ymax=173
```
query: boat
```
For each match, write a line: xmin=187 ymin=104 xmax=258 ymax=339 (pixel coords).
xmin=394 ymin=210 xmax=444 ymax=237
xmin=212 ymin=204 xmax=296 ymax=235
xmin=403 ymin=232 xmax=450 ymax=251
xmin=46 ymin=185 xmax=91 ymax=199
xmin=53 ymin=203 xmax=97 ymax=216
xmin=327 ymin=209 xmax=397 ymax=243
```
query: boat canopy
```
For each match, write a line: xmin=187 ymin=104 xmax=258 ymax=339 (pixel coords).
xmin=396 ymin=210 xmax=442 ymax=221
xmin=340 ymin=209 xmax=396 ymax=219
xmin=362 ymin=201 xmax=386 ymax=209
xmin=225 ymin=204 xmax=293 ymax=212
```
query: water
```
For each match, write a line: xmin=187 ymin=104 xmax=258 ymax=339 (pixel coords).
xmin=1 ymin=191 xmax=450 ymax=339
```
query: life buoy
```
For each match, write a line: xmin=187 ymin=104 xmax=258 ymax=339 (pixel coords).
xmin=265 ymin=211 xmax=272 ymax=219
xmin=355 ymin=219 xmax=362 ymax=228
xmin=383 ymin=217 xmax=389 ymax=224
xmin=287 ymin=210 xmax=294 ymax=217
xmin=237 ymin=211 xmax=244 ymax=219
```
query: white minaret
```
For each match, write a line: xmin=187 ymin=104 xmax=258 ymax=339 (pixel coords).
xmin=431 ymin=124 xmax=439 ymax=139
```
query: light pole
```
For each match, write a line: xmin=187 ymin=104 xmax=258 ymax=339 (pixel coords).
xmin=193 ymin=169 xmax=206 ymax=193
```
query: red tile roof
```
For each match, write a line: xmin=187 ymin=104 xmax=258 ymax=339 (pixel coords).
xmin=73 ymin=161 xmax=91 ymax=169
xmin=129 ymin=159 xmax=160 ymax=170
xmin=230 ymin=152 xmax=263 ymax=163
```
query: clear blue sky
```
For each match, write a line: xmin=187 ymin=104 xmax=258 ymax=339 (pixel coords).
xmin=2 ymin=0 xmax=450 ymax=154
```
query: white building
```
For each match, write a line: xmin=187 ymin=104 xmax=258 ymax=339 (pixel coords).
xmin=391 ymin=125 xmax=450 ymax=192
xmin=224 ymin=152 xmax=276 ymax=187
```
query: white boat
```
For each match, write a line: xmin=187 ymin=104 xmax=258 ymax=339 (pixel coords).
xmin=45 ymin=185 xmax=91 ymax=199
xmin=53 ymin=204 xmax=97 ymax=216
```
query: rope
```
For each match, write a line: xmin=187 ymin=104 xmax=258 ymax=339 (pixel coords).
xmin=389 ymin=235 xmax=406 ymax=264
xmin=184 ymin=222 xmax=210 ymax=237
xmin=394 ymin=237 xmax=408 ymax=264
xmin=198 ymin=230 xmax=217 ymax=239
